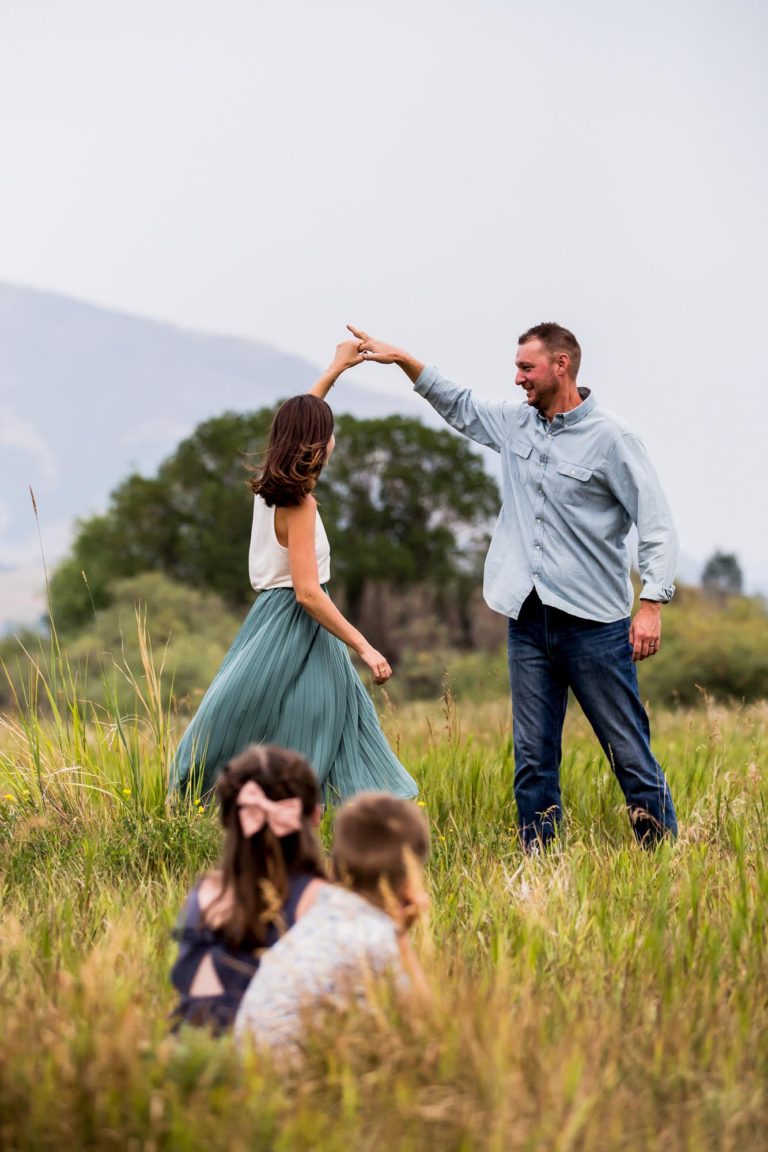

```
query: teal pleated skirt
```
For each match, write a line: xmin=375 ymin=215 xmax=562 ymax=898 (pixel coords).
xmin=169 ymin=588 xmax=418 ymax=802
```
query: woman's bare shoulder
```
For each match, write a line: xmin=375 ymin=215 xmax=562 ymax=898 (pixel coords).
xmin=282 ymin=495 xmax=318 ymax=530
xmin=285 ymin=494 xmax=317 ymax=514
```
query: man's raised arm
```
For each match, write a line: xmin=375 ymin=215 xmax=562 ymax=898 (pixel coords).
xmin=349 ymin=324 xmax=512 ymax=454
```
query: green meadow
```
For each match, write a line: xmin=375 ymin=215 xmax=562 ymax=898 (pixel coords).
xmin=1 ymin=638 xmax=767 ymax=1152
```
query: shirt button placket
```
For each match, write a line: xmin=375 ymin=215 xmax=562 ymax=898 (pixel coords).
xmin=533 ymin=427 xmax=551 ymax=579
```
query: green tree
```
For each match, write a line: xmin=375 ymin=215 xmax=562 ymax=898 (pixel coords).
xmin=49 ymin=408 xmax=500 ymax=639
xmin=701 ymin=551 xmax=744 ymax=599
xmin=322 ymin=413 xmax=499 ymax=624
xmin=49 ymin=409 xmax=274 ymax=631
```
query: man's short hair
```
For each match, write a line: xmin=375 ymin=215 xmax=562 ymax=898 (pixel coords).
xmin=518 ymin=322 xmax=581 ymax=378
xmin=332 ymin=793 xmax=430 ymax=897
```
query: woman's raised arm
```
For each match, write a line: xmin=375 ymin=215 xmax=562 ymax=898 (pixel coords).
xmin=307 ymin=340 xmax=365 ymax=400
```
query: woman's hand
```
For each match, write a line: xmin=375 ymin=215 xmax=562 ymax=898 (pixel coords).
xmin=358 ymin=643 xmax=393 ymax=685
xmin=329 ymin=339 xmax=364 ymax=374
xmin=308 ymin=340 xmax=364 ymax=398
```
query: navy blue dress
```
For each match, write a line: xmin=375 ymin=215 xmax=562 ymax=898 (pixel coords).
xmin=170 ymin=872 xmax=315 ymax=1033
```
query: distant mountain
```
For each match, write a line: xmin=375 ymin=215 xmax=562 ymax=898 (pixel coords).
xmin=0 ymin=281 xmax=426 ymax=580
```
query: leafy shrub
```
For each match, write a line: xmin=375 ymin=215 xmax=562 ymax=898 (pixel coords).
xmin=1 ymin=573 xmax=241 ymax=715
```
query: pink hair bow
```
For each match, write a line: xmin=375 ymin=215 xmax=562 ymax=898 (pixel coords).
xmin=237 ymin=780 xmax=303 ymax=839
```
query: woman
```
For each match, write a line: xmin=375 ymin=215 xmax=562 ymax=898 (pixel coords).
xmin=169 ymin=339 xmax=417 ymax=802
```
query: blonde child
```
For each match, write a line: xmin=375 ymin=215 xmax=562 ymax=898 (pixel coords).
xmin=170 ymin=744 xmax=326 ymax=1033
xmin=234 ymin=792 xmax=430 ymax=1052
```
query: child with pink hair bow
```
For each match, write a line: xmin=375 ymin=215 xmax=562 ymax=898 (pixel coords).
xmin=170 ymin=744 xmax=327 ymax=1033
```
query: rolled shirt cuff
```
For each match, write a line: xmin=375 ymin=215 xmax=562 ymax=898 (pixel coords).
xmin=640 ymin=582 xmax=676 ymax=603
xmin=413 ymin=365 xmax=440 ymax=396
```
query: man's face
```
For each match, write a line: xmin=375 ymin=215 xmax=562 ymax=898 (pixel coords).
xmin=514 ymin=339 xmax=559 ymax=411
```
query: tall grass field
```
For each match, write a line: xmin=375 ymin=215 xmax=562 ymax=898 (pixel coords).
xmin=1 ymin=632 xmax=766 ymax=1151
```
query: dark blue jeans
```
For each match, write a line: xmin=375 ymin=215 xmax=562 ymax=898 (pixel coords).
xmin=507 ymin=590 xmax=678 ymax=849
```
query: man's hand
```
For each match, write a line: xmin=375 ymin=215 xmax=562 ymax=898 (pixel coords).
xmin=347 ymin=325 xmax=425 ymax=383
xmin=629 ymin=601 xmax=662 ymax=662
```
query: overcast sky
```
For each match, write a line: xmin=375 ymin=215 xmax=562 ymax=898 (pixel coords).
xmin=1 ymin=0 xmax=767 ymax=589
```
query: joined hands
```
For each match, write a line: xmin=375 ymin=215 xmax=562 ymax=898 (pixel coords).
xmin=347 ymin=325 xmax=404 ymax=365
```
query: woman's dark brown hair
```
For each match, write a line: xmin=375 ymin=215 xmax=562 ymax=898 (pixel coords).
xmin=207 ymin=744 xmax=325 ymax=949
xmin=250 ymin=395 xmax=334 ymax=507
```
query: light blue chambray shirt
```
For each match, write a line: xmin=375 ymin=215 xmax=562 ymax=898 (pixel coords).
xmin=414 ymin=366 xmax=678 ymax=623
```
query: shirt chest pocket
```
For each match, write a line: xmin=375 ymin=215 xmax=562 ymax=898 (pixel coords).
xmin=510 ymin=438 xmax=533 ymax=482
xmin=553 ymin=459 xmax=594 ymax=506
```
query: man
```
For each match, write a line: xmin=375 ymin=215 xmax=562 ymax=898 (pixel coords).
xmin=349 ymin=321 xmax=678 ymax=849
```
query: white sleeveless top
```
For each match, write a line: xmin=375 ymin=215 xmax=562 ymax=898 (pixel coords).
xmin=248 ymin=495 xmax=331 ymax=591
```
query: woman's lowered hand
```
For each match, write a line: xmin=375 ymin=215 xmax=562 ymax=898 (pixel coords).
xmin=358 ymin=643 xmax=393 ymax=685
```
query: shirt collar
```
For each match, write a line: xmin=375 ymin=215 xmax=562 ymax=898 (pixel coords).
xmin=536 ymin=387 xmax=594 ymax=429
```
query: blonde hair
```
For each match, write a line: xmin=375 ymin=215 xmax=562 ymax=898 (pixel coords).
xmin=331 ymin=793 xmax=429 ymax=901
